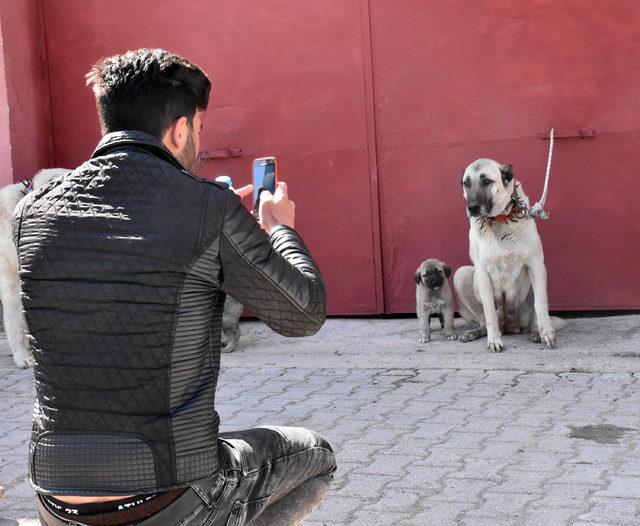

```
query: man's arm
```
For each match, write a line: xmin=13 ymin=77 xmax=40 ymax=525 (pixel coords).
xmin=219 ymin=190 xmax=326 ymax=337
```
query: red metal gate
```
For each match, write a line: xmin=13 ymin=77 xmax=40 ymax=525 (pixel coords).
xmin=3 ymin=0 xmax=638 ymax=313
xmin=41 ymin=0 xmax=384 ymax=315
xmin=369 ymin=0 xmax=640 ymax=312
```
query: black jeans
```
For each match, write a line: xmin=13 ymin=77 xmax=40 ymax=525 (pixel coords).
xmin=38 ymin=426 xmax=336 ymax=526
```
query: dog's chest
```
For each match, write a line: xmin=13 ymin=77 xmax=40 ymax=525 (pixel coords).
xmin=417 ymin=287 xmax=446 ymax=312
xmin=473 ymin=229 xmax=527 ymax=291
xmin=484 ymin=255 xmax=525 ymax=291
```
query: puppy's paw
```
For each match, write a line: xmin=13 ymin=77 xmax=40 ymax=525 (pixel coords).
xmin=13 ymin=350 xmax=35 ymax=369
xmin=529 ymin=329 xmax=541 ymax=343
xmin=445 ymin=333 xmax=458 ymax=341
xmin=418 ymin=336 xmax=430 ymax=344
xmin=539 ymin=325 xmax=556 ymax=349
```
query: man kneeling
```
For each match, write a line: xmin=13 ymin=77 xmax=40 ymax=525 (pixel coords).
xmin=15 ymin=48 xmax=335 ymax=526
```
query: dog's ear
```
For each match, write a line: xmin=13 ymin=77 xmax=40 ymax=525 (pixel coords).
xmin=414 ymin=270 xmax=421 ymax=284
xmin=443 ymin=264 xmax=451 ymax=278
xmin=500 ymin=164 xmax=514 ymax=186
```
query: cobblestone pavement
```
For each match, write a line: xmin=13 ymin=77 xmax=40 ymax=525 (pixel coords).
xmin=1 ymin=316 xmax=640 ymax=525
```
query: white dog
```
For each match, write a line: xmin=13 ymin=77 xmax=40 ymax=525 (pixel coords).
xmin=454 ymin=159 xmax=559 ymax=353
xmin=0 ymin=169 xmax=67 ymax=367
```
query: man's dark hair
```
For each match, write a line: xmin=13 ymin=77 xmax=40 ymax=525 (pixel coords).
xmin=86 ymin=48 xmax=211 ymax=138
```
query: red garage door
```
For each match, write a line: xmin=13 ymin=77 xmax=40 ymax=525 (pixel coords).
xmin=369 ymin=0 xmax=640 ymax=312
xmin=42 ymin=0 xmax=384 ymax=315
xmin=35 ymin=1 xmax=640 ymax=313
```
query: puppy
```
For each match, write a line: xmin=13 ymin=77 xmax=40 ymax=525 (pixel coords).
xmin=415 ymin=259 xmax=456 ymax=343
xmin=0 ymin=169 xmax=67 ymax=367
xmin=454 ymin=158 xmax=559 ymax=352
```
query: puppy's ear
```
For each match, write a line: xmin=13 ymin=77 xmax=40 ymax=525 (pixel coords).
xmin=500 ymin=164 xmax=514 ymax=186
xmin=443 ymin=264 xmax=451 ymax=278
xmin=414 ymin=270 xmax=421 ymax=284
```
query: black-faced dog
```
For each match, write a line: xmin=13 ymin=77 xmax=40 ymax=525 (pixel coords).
xmin=453 ymin=158 xmax=560 ymax=352
xmin=414 ymin=259 xmax=456 ymax=343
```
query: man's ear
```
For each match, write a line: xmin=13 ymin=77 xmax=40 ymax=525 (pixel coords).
xmin=414 ymin=270 xmax=421 ymax=285
xmin=500 ymin=164 xmax=514 ymax=186
xmin=443 ymin=264 xmax=451 ymax=278
xmin=162 ymin=116 xmax=189 ymax=156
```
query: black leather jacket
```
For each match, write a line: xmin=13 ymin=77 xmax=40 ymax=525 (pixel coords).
xmin=14 ymin=131 xmax=326 ymax=495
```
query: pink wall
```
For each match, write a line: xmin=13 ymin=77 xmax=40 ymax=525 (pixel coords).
xmin=0 ymin=19 xmax=13 ymax=185
xmin=0 ymin=0 xmax=52 ymax=186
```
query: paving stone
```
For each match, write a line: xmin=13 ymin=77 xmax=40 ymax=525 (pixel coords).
xmin=531 ymin=482 xmax=598 ymax=508
xmin=575 ymin=496 xmax=640 ymax=524
xmin=402 ymin=502 xmax=470 ymax=525
xmin=360 ymin=488 xmax=425 ymax=513
xmin=550 ymin=462 xmax=607 ymax=485
xmin=429 ymin=477 xmax=493 ymax=503
xmin=490 ymin=468 xmax=549 ymax=495
xmin=469 ymin=491 xmax=537 ymax=521
xmin=414 ymin=446 xmax=466 ymax=468
xmin=593 ymin=475 xmax=640 ymax=498
xmin=338 ymin=473 xmax=397 ymax=500
xmin=353 ymin=454 xmax=415 ymax=476
xmin=522 ymin=506 xmax=581 ymax=526
xmin=347 ymin=510 xmax=411 ymax=525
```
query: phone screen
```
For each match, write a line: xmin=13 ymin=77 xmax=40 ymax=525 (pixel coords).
xmin=253 ymin=157 xmax=277 ymax=210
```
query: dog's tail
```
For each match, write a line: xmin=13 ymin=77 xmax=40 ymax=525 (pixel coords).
xmin=550 ymin=316 xmax=568 ymax=331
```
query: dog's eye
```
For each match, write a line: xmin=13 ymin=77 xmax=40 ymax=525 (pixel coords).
xmin=482 ymin=179 xmax=493 ymax=186
xmin=463 ymin=180 xmax=471 ymax=188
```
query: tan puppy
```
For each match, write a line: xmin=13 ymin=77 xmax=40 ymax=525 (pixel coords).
xmin=415 ymin=259 xmax=456 ymax=343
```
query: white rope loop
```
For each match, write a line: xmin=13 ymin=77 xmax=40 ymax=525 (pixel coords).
xmin=530 ymin=127 xmax=554 ymax=220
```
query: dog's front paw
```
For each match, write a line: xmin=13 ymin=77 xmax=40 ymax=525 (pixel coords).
xmin=445 ymin=333 xmax=458 ymax=341
xmin=487 ymin=336 xmax=504 ymax=353
xmin=221 ymin=331 xmax=240 ymax=353
xmin=13 ymin=350 xmax=35 ymax=369
xmin=539 ymin=325 xmax=556 ymax=349
xmin=418 ymin=336 xmax=430 ymax=344
xmin=529 ymin=329 xmax=541 ymax=343
xmin=459 ymin=328 xmax=484 ymax=342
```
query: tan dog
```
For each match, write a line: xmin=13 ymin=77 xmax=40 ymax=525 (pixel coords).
xmin=454 ymin=158 xmax=559 ymax=352
xmin=415 ymin=259 xmax=456 ymax=343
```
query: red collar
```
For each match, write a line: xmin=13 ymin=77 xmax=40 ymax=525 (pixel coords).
xmin=490 ymin=184 xmax=528 ymax=223
xmin=490 ymin=207 xmax=519 ymax=224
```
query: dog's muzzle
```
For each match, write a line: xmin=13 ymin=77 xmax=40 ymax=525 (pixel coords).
xmin=467 ymin=203 xmax=481 ymax=216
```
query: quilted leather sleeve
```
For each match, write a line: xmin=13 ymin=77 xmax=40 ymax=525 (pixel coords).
xmin=219 ymin=192 xmax=326 ymax=337
xmin=12 ymin=194 xmax=29 ymax=251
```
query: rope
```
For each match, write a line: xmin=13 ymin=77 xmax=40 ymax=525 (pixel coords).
xmin=529 ymin=127 xmax=554 ymax=220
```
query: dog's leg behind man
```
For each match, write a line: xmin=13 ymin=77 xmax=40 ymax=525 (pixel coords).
xmin=0 ymin=250 xmax=31 ymax=367
xmin=0 ymin=169 xmax=66 ymax=368
xmin=0 ymin=182 xmax=31 ymax=367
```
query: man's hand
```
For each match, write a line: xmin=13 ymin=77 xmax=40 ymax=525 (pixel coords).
xmin=259 ymin=182 xmax=295 ymax=233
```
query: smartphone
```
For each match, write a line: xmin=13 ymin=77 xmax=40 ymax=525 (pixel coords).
xmin=252 ymin=157 xmax=278 ymax=212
